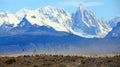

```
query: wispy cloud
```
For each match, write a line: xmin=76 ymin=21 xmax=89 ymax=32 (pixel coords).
xmin=84 ymin=2 xmax=103 ymax=7
xmin=57 ymin=1 xmax=80 ymax=7
xmin=56 ymin=1 xmax=103 ymax=7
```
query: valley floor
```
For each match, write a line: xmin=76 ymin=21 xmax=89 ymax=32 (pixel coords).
xmin=0 ymin=54 xmax=120 ymax=67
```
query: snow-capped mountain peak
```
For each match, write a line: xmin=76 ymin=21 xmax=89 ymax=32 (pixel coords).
xmin=0 ymin=12 xmax=19 ymax=27
xmin=7 ymin=6 xmax=72 ymax=32
xmin=109 ymin=17 xmax=120 ymax=28
xmin=72 ymin=5 xmax=111 ymax=38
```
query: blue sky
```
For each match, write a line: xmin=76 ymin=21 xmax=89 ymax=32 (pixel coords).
xmin=0 ymin=0 xmax=120 ymax=21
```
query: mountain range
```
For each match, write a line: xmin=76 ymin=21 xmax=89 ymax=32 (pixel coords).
xmin=0 ymin=5 xmax=120 ymax=54
xmin=1 ymin=5 xmax=119 ymax=38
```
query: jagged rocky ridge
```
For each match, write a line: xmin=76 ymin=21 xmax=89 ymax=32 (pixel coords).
xmin=106 ymin=22 xmax=120 ymax=38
